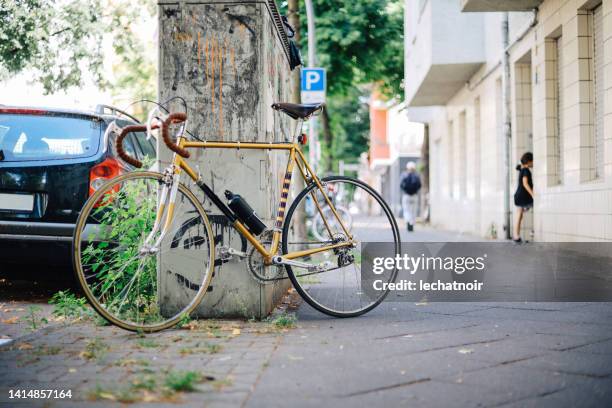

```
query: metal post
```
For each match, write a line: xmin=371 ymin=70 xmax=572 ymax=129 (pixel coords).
xmin=502 ymin=12 xmax=512 ymax=240
xmin=304 ymin=0 xmax=319 ymax=171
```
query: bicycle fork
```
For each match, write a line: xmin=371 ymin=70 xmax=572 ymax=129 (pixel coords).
xmin=139 ymin=166 xmax=181 ymax=255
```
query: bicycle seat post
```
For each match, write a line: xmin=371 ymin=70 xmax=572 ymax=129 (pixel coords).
xmin=293 ymin=118 xmax=303 ymax=143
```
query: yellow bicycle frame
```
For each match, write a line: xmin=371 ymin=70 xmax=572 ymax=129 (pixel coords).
xmin=161 ymin=137 xmax=353 ymax=264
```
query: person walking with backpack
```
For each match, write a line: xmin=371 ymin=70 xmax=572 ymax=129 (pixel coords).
xmin=400 ymin=161 xmax=422 ymax=232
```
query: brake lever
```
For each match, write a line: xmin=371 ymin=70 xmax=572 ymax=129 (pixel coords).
xmin=146 ymin=107 xmax=165 ymax=141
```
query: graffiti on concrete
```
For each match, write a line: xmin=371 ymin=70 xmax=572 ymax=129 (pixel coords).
xmin=160 ymin=3 xmax=262 ymax=141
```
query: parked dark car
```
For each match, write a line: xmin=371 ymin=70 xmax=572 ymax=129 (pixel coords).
xmin=0 ymin=105 xmax=155 ymax=279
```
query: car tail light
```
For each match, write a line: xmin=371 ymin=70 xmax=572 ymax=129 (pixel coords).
xmin=89 ymin=158 xmax=122 ymax=204
xmin=0 ymin=108 xmax=47 ymax=115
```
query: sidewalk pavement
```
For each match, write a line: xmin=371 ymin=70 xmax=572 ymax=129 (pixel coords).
xmin=1 ymin=225 xmax=612 ymax=407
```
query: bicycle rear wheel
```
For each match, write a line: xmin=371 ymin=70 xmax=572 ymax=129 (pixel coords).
xmin=282 ymin=176 xmax=400 ymax=317
xmin=73 ymin=171 xmax=214 ymax=332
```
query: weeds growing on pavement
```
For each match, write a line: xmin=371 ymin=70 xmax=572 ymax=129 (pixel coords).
xmin=88 ymin=369 xmax=212 ymax=403
xmin=80 ymin=338 xmax=109 ymax=361
xmin=48 ymin=290 xmax=110 ymax=327
xmin=176 ymin=312 xmax=192 ymax=329
xmin=89 ymin=384 xmax=139 ymax=403
xmin=25 ymin=306 xmax=48 ymax=331
xmin=131 ymin=373 xmax=157 ymax=391
xmin=164 ymin=370 xmax=205 ymax=392
xmin=49 ymin=290 xmax=88 ymax=320
xmin=179 ymin=342 xmax=222 ymax=355
xmin=269 ymin=312 xmax=297 ymax=329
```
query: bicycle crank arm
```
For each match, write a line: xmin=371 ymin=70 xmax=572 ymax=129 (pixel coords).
xmin=271 ymin=256 xmax=333 ymax=272
xmin=218 ymin=246 xmax=248 ymax=260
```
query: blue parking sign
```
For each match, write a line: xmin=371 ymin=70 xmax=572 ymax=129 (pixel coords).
xmin=301 ymin=68 xmax=326 ymax=91
xmin=301 ymin=68 xmax=326 ymax=103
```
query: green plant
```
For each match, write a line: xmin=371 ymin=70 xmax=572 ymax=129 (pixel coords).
xmin=176 ymin=313 xmax=192 ymax=329
xmin=25 ymin=306 xmax=48 ymax=331
xmin=164 ymin=371 xmax=204 ymax=392
xmin=179 ymin=342 xmax=222 ymax=355
xmin=49 ymin=290 xmax=88 ymax=320
xmin=131 ymin=374 xmax=157 ymax=391
xmin=80 ymin=338 xmax=109 ymax=361
xmin=88 ymin=384 xmax=138 ymax=403
xmin=269 ymin=312 xmax=297 ymax=329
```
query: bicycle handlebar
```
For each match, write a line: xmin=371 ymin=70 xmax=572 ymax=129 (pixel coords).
xmin=116 ymin=125 xmax=147 ymax=168
xmin=161 ymin=112 xmax=190 ymax=159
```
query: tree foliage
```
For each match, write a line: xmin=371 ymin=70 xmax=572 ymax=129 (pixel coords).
xmin=0 ymin=0 xmax=105 ymax=93
xmin=107 ymin=0 xmax=157 ymax=104
xmin=301 ymin=0 xmax=404 ymax=99
xmin=0 ymin=0 xmax=156 ymax=100
xmin=326 ymin=86 xmax=371 ymax=170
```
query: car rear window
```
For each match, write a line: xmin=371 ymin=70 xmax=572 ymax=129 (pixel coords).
xmin=0 ymin=114 xmax=102 ymax=162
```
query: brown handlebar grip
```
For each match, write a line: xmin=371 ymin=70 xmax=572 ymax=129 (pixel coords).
xmin=161 ymin=112 xmax=190 ymax=158
xmin=116 ymin=125 xmax=147 ymax=168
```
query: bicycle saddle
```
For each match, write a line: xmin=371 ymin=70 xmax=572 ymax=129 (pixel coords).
xmin=271 ymin=102 xmax=324 ymax=120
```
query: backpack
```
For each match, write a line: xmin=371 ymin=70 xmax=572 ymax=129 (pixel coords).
xmin=401 ymin=173 xmax=421 ymax=195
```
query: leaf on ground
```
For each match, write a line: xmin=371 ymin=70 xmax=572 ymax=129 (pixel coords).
xmin=68 ymin=368 xmax=77 ymax=373
xmin=232 ymin=328 xmax=241 ymax=336
xmin=2 ymin=316 xmax=19 ymax=324
xmin=98 ymin=392 xmax=117 ymax=401
xmin=18 ymin=343 xmax=33 ymax=350
xmin=458 ymin=348 xmax=474 ymax=354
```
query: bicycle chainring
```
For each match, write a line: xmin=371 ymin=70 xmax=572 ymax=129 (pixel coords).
xmin=247 ymin=231 xmax=285 ymax=284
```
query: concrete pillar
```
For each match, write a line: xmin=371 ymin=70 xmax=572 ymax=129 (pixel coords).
xmin=157 ymin=0 xmax=295 ymax=318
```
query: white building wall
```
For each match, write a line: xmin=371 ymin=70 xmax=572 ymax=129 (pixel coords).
xmin=421 ymin=0 xmax=612 ymax=241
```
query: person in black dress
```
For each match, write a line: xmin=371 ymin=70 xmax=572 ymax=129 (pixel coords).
xmin=513 ymin=152 xmax=534 ymax=243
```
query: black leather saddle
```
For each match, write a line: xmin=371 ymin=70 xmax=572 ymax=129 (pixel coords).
xmin=271 ymin=102 xmax=324 ymax=120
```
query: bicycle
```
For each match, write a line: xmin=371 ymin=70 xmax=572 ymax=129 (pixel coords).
xmin=72 ymin=102 xmax=400 ymax=332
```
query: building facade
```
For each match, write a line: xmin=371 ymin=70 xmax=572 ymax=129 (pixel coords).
xmin=405 ymin=0 xmax=612 ymax=241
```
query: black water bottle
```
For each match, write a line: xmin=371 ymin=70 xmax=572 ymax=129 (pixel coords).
xmin=225 ymin=190 xmax=266 ymax=235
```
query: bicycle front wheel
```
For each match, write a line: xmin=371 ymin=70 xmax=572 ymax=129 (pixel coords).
xmin=282 ymin=176 xmax=400 ymax=317
xmin=73 ymin=171 xmax=215 ymax=332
